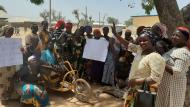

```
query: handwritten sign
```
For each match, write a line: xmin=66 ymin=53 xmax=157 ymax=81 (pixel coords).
xmin=0 ymin=38 xmax=23 ymax=67
xmin=83 ymin=38 xmax=109 ymax=62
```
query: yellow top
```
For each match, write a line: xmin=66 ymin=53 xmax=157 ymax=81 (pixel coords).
xmin=128 ymin=52 xmax=165 ymax=84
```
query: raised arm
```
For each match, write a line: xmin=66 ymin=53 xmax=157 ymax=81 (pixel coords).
xmin=112 ymin=22 xmax=129 ymax=49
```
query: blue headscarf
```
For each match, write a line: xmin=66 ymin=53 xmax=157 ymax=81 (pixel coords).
xmin=84 ymin=26 xmax=92 ymax=32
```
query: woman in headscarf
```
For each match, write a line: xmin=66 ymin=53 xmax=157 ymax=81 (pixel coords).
xmin=65 ymin=22 xmax=73 ymax=34
xmin=51 ymin=20 xmax=65 ymax=55
xmin=151 ymin=22 xmax=173 ymax=49
xmin=179 ymin=27 xmax=190 ymax=107
xmin=155 ymin=27 xmax=190 ymax=107
xmin=151 ymin=22 xmax=167 ymax=39
xmin=85 ymin=25 xmax=93 ymax=39
xmin=20 ymin=84 xmax=49 ymax=107
xmin=88 ymin=29 xmax=105 ymax=83
xmin=112 ymin=23 xmax=165 ymax=107
xmin=101 ymin=27 xmax=116 ymax=85
xmin=0 ymin=25 xmax=14 ymax=38
xmin=0 ymin=26 xmax=17 ymax=103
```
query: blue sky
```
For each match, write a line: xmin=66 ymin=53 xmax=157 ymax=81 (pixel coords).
xmin=0 ymin=0 xmax=189 ymax=23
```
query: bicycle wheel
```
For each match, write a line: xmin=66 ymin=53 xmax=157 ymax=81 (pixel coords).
xmin=73 ymin=79 xmax=92 ymax=102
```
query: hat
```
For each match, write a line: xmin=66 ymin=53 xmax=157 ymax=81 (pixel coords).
xmin=54 ymin=20 xmax=65 ymax=29
xmin=84 ymin=26 xmax=92 ymax=32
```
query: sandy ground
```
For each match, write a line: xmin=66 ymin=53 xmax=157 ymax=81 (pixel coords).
xmin=0 ymin=85 xmax=124 ymax=107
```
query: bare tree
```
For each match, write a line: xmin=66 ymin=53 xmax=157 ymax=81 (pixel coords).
xmin=52 ymin=10 xmax=64 ymax=21
xmin=72 ymin=9 xmax=80 ymax=28
xmin=40 ymin=9 xmax=49 ymax=21
xmin=40 ymin=9 xmax=64 ymax=22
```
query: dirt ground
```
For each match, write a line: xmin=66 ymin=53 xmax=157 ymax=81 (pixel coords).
xmin=0 ymin=85 xmax=124 ymax=107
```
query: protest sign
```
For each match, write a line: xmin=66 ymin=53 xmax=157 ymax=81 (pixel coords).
xmin=0 ymin=38 xmax=23 ymax=67
xmin=83 ymin=38 xmax=109 ymax=62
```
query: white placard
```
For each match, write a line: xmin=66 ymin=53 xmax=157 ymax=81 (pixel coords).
xmin=0 ymin=38 xmax=23 ymax=67
xmin=83 ymin=38 xmax=109 ymax=62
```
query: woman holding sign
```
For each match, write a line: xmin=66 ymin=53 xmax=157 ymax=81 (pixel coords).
xmin=0 ymin=26 xmax=17 ymax=104
xmin=89 ymin=29 xmax=106 ymax=83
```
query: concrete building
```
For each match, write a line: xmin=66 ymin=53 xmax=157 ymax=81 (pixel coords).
xmin=132 ymin=15 xmax=159 ymax=27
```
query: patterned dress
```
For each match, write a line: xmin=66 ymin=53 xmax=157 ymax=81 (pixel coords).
xmin=102 ymin=51 xmax=115 ymax=85
xmin=155 ymin=47 xmax=190 ymax=107
xmin=21 ymin=84 xmax=49 ymax=107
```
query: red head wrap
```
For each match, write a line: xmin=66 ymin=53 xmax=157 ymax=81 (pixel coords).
xmin=54 ymin=20 xmax=65 ymax=29
xmin=177 ymin=26 xmax=190 ymax=50
xmin=93 ymin=29 xmax=101 ymax=36
xmin=177 ymin=27 xmax=189 ymax=33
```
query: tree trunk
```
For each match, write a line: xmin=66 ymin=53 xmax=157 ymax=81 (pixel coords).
xmin=181 ymin=3 xmax=190 ymax=26
xmin=153 ymin=0 xmax=185 ymax=38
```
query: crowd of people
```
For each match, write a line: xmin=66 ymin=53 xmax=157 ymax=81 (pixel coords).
xmin=0 ymin=20 xmax=190 ymax=107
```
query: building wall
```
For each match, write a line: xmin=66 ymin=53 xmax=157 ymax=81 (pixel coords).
xmin=132 ymin=16 xmax=160 ymax=27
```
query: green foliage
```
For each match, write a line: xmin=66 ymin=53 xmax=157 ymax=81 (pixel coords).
xmin=141 ymin=0 xmax=155 ymax=15
xmin=0 ymin=5 xmax=6 ymax=12
xmin=124 ymin=18 xmax=132 ymax=27
xmin=120 ymin=0 xmax=155 ymax=15
xmin=107 ymin=17 xmax=119 ymax=24
xmin=30 ymin=0 xmax=44 ymax=5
